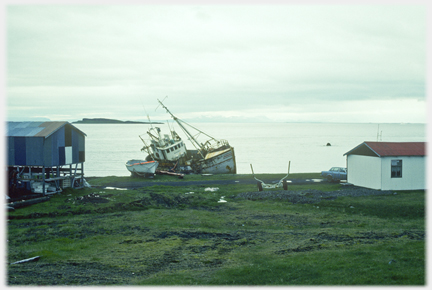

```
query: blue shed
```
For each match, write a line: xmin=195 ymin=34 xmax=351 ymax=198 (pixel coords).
xmin=7 ymin=121 xmax=87 ymax=196
xmin=7 ymin=121 xmax=86 ymax=166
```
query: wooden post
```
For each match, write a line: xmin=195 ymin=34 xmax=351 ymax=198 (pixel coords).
xmin=42 ymin=166 xmax=46 ymax=195
xmin=81 ymin=162 xmax=84 ymax=187
xmin=71 ymin=163 xmax=78 ymax=188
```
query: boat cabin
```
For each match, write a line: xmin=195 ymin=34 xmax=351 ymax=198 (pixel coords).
xmin=146 ymin=127 xmax=188 ymax=161
xmin=151 ymin=139 xmax=187 ymax=161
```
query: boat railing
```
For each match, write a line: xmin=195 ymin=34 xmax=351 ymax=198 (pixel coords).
xmin=204 ymin=139 xmax=230 ymax=152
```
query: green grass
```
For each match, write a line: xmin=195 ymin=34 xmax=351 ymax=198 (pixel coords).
xmin=7 ymin=173 xmax=425 ymax=285
xmin=318 ymin=191 xmax=425 ymax=219
xmin=203 ymin=240 xmax=424 ymax=285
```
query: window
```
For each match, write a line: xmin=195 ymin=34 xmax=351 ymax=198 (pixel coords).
xmin=391 ymin=160 xmax=402 ymax=178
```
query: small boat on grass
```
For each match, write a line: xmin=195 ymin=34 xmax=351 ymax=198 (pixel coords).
xmin=125 ymin=160 xmax=159 ymax=177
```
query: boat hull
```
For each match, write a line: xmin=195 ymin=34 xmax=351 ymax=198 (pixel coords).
xmin=200 ymin=147 xmax=236 ymax=174
xmin=125 ymin=160 xmax=159 ymax=176
xmin=145 ymin=147 xmax=236 ymax=174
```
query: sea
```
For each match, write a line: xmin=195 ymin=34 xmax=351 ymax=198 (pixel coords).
xmin=73 ymin=122 xmax=427 ymax=177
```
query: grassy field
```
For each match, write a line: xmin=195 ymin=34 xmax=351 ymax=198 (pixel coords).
xmin=7 ymin=173 xmax=425 ymax=285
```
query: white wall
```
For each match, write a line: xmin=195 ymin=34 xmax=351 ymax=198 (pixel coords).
xmin=381 ymin=156 xmax=426 ymax=190
xmin=347 ymin=155 xmax=381 ymax=190
xmin=65 ymin=146 xmax=73 ymax=164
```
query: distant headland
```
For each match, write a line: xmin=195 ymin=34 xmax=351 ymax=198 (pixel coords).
xmin=72 ymin=118 xmax=163 ymax=124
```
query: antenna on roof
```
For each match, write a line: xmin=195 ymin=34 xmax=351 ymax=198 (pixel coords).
xmin=376 ymin=124 xmax=382 ymax=141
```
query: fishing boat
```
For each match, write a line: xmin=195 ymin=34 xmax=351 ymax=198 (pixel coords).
xmin=139 ymin=99 xmax=236 ymax=174
xmin=125 ymin=160 xmax=159 ymax=177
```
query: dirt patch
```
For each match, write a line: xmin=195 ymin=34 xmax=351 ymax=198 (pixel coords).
xmin=74 ymin=193 xmax=111 ymax=204
xmin=235 ymin=187 xmax=397 ymax=204
xmin=155 ymin=231 xmax=241 ymax=241
xmin=275 ymin=230 xmax=425 ymax=255
xmin=9 ymin=192 xmax=192 ymax=221
xmin=8 ymin=261 xmax=135 ymax=285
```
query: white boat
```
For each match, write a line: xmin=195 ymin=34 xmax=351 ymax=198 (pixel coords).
xmin=139 ymin=99 xmax=236 ymax=174
xmin=125 ymin=160 xmax=159 ymax=177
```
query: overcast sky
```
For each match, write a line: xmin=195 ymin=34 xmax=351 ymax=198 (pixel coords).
xmin=4 ymin=3 xmax=427 ymax=123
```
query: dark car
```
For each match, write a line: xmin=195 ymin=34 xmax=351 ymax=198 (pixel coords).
xmin=321 ymin=167 xmax=347 ymax=182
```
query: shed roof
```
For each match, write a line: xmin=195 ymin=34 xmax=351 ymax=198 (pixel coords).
xmin=344 ymin=141 xmax=426 ymax=157
xmin=7 ymin=121 xmax=86 ymax=138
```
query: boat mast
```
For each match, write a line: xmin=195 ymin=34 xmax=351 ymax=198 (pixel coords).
xmin=139 ymin=135 xmax=155 ymax=160
xmin=139 ymin=113 xmax=157 ymax=159
xmin=157 ymin=99 xmax=217 ymax=156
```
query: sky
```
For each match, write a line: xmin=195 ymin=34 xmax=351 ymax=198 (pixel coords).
xmin=4 ymin=3 xmax=428 ymax=123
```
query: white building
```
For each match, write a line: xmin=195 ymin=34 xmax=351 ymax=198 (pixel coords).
xmin=344 ymin=142 xmax=426 ymax=191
